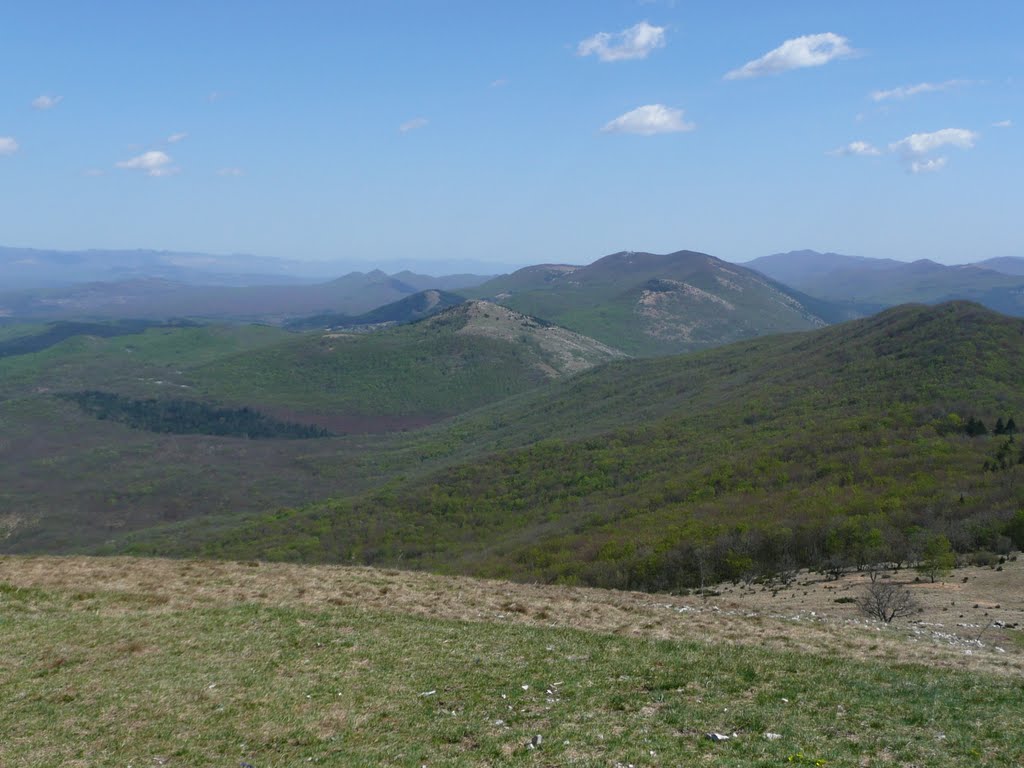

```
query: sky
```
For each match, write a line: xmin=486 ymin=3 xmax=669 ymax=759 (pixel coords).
xmin=1 ymin=0 xmax=1021 ymax=270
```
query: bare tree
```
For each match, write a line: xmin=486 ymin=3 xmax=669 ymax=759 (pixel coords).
xmin=856 ymin=581 xmax=917 ymax=623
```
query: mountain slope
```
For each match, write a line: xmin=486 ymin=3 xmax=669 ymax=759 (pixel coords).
xmin=137 ymin=302 xmax=1024 ymax=589
xmin=284 ymin=289 xmax=466 ymax=331
xmin=471 ymin=250 xmax=841 ymax=355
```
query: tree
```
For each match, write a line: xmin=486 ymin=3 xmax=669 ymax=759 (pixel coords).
xmin=1005 ymin=510 xmax=1024 ymax=550
xmin=965 ymin=416 xmax=989 ymax=437
xmin=995 ymin=417 xmax=1006 ymax=435
xmin=1006 ymin=417 xmax=1017 ymax=436
xmin=856 ymin=581 xmax=917 ymax=623
xmin=917 ymin=535 xmax=956 ymax=583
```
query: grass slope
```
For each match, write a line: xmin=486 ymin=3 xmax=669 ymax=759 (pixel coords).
xmin=1 ymin=556 xmax=1021 ymax=767
xmin=471 ymin=250 xmax=839 ymax=355
xmin=132 ymin=302 xmax=1024 ymax=590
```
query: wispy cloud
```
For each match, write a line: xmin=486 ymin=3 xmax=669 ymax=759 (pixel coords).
xmin=399 ymin=117 xmax=429 ymax=133
xmin=870 ymin=79 xmax=971 ymax=102
xmin=83 ymin=168 xmax=105 ymax=177
xmin=889 ymin=128 xmax=978 ymax=173
xmin=578 ymin=21 xmax=666 ymax=62
xmin=167 ymin=132 xmax=188 ymax=144
xmin=207 ymin=91 xmax=224 ymax=103
xmin=602 ymin=104 xmax=694 ymax=135
xmin=115 ymin=150 xmax=179 ymax=177
xmin=909 ymin=157 xmax=947 ymax=174
xmin=993 ymin=119 xmax=1012 ymax=128
xmin=725 ymin=33 xmax=854 ymax=79
xmin=217 ymin=167 xmax=244 ymax=177
xmin=31 ymin=94 xmax=63 ymax=110
xmin=489 ymin=78 xmax=509 ymax=88
xmin=0 ymin=137 xmax=18 ymax=155
xmin=829 ymin=141 xmax=881 ymax=157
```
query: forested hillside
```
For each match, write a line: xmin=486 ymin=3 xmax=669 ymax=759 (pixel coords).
xmin=127 ymin=302 xmax=1024 ymax=590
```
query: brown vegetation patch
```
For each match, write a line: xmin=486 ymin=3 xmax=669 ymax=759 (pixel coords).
xmin=0 ymin=555 xmax=1021 ymax=677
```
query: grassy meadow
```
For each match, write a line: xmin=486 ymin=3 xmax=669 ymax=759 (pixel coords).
xmin=2 ymin=556 xmax=1022 ymax=767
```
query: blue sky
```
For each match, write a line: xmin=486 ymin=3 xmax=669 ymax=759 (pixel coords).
xmin=1 ymin=0 xmax=1021 ymax=269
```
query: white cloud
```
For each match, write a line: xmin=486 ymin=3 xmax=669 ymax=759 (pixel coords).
xmin=888 ymin=128 xmax=978 ymax=174
xmin=399 ymin=117 xmax=429 ymax=133
xmin=167 ymin=132 xmax=188 ymax=144
xmin=829 ymin=141 xmax=881 ymax=157
xmin=993 ymin=119 xmax=1012 ymax=128
xmin=889 ymin=128 xmax=978 ymax=157
xmin=115 ymin=150 xmax=179 ymax=177
xmin=601 ymin=104 xmax=694 ymax=135
xmin=870 ymin=79 xmax=971 ymax=102
xmin=578 ymin=21 xmax=666 ymax=62
xmin=489 ymin=78 xmax=509 ymax=88
xmin=32 ymin=94 xmax=63 ymax=110
xmin=725 ymin=32 xmax=854 ymax=79
xmin=217 ymin=167 xmax=244 ymax=176
xmin=910 ymin=157 xmax=948 ymax=174
xmin=0 ymin=137 xmax=18 ymax=155
xmin=83 ymin=168 xmax=105 ymax=177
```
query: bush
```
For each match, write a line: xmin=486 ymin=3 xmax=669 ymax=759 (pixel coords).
xmin=857 ymin=581 xmax=917 ymax=623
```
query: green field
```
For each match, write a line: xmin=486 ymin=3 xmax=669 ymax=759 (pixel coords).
xmin=1 ymin=556 xmax=1021 ymax=767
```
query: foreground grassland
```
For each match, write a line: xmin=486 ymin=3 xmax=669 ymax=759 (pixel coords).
xmin=2 ymin=557 xmax=1022 ymax=767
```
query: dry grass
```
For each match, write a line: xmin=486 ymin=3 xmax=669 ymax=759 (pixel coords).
xmin=2 ymin=554 xmax=1021 ymax=676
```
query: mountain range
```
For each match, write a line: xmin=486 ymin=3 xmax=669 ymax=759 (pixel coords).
xmin=0 ymin=270 xmax=490 ymax=322
xmin=744 ymin=249 xmax=1024 ymax=311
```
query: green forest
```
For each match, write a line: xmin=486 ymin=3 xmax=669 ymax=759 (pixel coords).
xmin=62 ymin=391 xmax=333 ymax=439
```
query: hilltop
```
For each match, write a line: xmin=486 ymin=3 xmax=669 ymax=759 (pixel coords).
xmin=469 ymin=250 xmax=844 ymax=355
xmin=190 ymin=300 xmax=627 ymax=426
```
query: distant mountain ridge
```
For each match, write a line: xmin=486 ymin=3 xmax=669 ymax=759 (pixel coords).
xmin=0 ymin=246 xmax=502 ymax=290
xmin=0 ymin=270 xmax=491 ymax=322
xmin=744 ymin=250 xmax=1024 ymax=313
